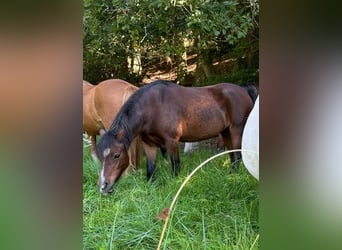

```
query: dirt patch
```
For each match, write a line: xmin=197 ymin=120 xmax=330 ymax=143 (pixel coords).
xmin=141 ymin=54 xmax=237 ymax=85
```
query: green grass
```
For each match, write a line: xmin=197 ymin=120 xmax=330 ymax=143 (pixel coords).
xmin=83 ymin=144 xmax=259 ymax=249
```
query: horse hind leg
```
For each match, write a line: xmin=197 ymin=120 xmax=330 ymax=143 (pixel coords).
xmin=221 ymin=126 xmax=243 ymax=172
xmin=216 ymin=134 xmax=226 ymax=152
xmin=230 ymin=126 xmax=244 ymax=172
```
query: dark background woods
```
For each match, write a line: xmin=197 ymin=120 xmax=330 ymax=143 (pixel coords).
xmin=83 ymin=0 xmax=259 ymax=86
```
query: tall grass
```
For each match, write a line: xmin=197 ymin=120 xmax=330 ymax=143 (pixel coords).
xmin=83 ymin=144 xmax=259 ymax=249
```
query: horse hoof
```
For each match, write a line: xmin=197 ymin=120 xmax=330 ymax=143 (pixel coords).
xmin=229 ymin=168 xmax=238 ymax=174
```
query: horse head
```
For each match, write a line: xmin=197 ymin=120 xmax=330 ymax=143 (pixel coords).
xmin=96 ymin=130 xmax=130 ymax=194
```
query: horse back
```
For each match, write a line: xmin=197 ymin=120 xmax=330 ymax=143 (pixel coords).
xmin=139 ymin=82 xmax=252 ymax=141
xmin=94 ymin=79 xmax=138 ymax=130
xmin=83 ymin=80 xmax=94 ymax=91
xmin=178 ymin=83 xmax=253 ymax=139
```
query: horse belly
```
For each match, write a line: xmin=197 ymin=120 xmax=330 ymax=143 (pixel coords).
xmin=180 ymin=109 xmax=226 ymax=142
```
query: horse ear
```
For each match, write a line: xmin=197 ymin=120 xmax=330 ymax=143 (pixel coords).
xmin=116 ymin=129 xmax=125 ymax=141
xmin=99 ymin=128 xmax=106 ymax=136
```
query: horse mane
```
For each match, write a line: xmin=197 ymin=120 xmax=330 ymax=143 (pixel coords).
xmin=111 ymin=80 xmax=170 ymax=132
xmin=99 ymin=80 xmax=171 ymax=152
xmin=242 ymin=83 xmax=259 ymax=104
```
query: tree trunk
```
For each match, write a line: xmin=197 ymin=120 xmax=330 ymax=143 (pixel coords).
xmin=195 ymin=49 xmax=215 ymax=84
xmin=176 ymin=50 xmax=188 ymax=83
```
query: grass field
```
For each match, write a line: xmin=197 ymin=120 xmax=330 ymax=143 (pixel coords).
xmin=83 ymin=143 xmax=259 ymax=249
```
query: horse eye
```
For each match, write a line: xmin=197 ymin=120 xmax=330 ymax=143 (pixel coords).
xmin=113 ymin=153 xmax=120 ymax=159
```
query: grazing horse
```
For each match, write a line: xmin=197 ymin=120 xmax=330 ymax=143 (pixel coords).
xmin=83 ymin=80 xmax=97 ymax=158
xmin=96 ymin=80 xmax=254 ymax=194
xmin=183 ymin=83 xmax=258 ymax=153
xmin=83 ymin=79 xmax=140 ymax=172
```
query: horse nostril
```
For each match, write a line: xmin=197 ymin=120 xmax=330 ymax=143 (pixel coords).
xmin=100 ymin=182 xmax=107 ymax=191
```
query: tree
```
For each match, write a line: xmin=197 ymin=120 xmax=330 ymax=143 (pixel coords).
xmin=83 ymin=0 xmax=259 ymax=85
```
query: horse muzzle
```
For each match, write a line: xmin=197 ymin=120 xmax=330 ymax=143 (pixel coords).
xmin=99 ymin=181 xmax=114 ymax=195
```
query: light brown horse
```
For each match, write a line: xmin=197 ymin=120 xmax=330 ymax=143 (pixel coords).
xmin=83 ymin=79 xmax=140 ymax=172
xmin=96 ymin=80 xmax=255 ymax=194
xmin=83 ymin=80 xmax=97 ymax=154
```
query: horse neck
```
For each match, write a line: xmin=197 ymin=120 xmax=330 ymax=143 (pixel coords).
xmin=126 ymin=108 xmax=144 ymax=140
xmin=117 ymin=105 xmax=144 ymax=149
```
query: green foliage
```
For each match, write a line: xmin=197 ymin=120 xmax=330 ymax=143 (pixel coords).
xmin=83 ymin=144 xmax=259 ymax=249
xmin=83 ymin=0 xmax=259 ymax=84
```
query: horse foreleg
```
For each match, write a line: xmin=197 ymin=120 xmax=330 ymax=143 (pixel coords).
xmin=90 ymin=135 xmax=98 ymax=161
xmin=126 ymin=136 xmax=141 ymax=175
xmin=143 ymin=143 xmax=158 ymax=181
xmin=170 ymin=155 xmax=180 ymax=176
xmin=165 ymin=140 xmax=180 ymax=176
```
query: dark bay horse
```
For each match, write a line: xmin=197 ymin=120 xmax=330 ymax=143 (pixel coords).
xmin=96 ymin=80 xmax=254 ymax=194
xmin=83 ymin=79 xmax=140 ymax=172
xmin=183 ymin=83 xmax=259 ymax=153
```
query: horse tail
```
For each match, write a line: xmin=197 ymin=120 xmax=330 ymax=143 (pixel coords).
xmin=243 ymin=84 xmax=259 ymax=104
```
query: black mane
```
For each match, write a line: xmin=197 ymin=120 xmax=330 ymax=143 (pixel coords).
xmin=109 ymin=80 xmax=171 ymax=131
xmin=96 ymin=80 xmax=172 ymax=156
